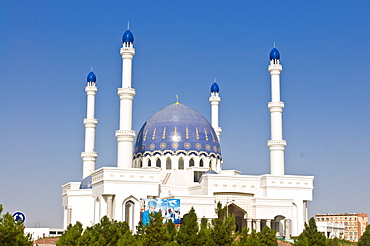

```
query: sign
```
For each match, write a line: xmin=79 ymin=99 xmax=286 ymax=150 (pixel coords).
xmin=12 ymin=211 xmax=26 ymax=223
xmin=140 ymin=199 xmax=180 ymax=225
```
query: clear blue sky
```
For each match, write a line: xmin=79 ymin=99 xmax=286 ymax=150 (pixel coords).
xmin=1 ymin=0 xmax=370 ymax=228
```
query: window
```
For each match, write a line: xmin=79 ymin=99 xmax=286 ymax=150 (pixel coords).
xmin=194 ymin=171 xmax=205 ymax=182
xmin=178 ymin=158 xmax=184 ymax=170
xmin=148 ymin=159 xmax=151 ymax=167
xmin=200 ymin=159 xmax=204 ymax=167
xmin=166 ymin=158 xmax=171 ymax=170
xmin=189 ymin=158 xmax=194 ymax=167
xmin=344 ymin=222 xmax=348 ymax=225
xmin=139 ymin=160 xmax=142 ymax=168
xmin=156 ymin=159 xmax=161 ymax=167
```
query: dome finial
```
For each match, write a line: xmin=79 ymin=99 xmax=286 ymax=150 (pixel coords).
xmin=274 ymin=42 xmax=276 ymax=48
xmin=175 ymin=94 xmax=180 ymax=104
xmin=127 ymin=21 xmax=130 ymax=30
xmin=87 ymin=70 xmax=96 ymax=83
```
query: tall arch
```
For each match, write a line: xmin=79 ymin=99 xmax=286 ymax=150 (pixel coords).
xmin=200 ymin=159 xmax=204 ymax=167
xmin=189 ymin=158 xmax=195 ymax=167
xmin=94 ymin=197 xmax=100 ymax=224
xmin=166 ymin=158 xmax=172 ymax=170
xmin=147 ymin=159 xmax=151 ymax=167
xmin=178 ymin=158 xmax=184 ymax=170
xmin=156 ymin=158 xmax=161 ymax=168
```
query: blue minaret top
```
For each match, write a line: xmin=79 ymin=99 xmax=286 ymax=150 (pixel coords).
xmin=211 ymin=82 xmax=219 ymax=93
xmin=269 ymin=48 xmax=280 ymax=60
xmin=87 ymin=71 xmax=96 ymax=83
xmin=122 ymin=30 xmax=134 ymax=43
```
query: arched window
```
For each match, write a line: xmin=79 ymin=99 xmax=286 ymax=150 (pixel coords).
xmin=147 ymin=159 xmax=151 ymax=167
xmin=178 ymin=158 xmax=184 ymax=170
xmin=166 ymin=158 xmax=172 ymax=170
xmin=125 ymin=201 xmax=135 ymax=230
xmin=200 ymin=159 xmax=204 ymax=167
xmin=189 ymin=158 xmax=195 ymax=167
xmin=209 ymin=160 xmax=212 ymax=168
xmin=156 ymin=159 xmax=161 ymax=167
xmin=139 ymin=160 xmax=142 ymax=168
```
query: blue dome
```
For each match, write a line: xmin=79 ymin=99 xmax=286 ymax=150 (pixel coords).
xmin=79 ymin=175 xmax=92 ymax=189
xmin=134 ymin=103 xmax=221 ymax=159
xmin=122 ymin=30 xmax=134 ymax=43
xmin=269 ymin=48 xmax=280 ymax=60
xmin=211 ymin=83 xmax=219 ymax=93
xmin=87 ymin=71 xmax=96 ymax=83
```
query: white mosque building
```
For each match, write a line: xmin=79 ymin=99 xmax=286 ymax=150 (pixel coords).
xmin=62 ymin=28 xmax=314 ymax=237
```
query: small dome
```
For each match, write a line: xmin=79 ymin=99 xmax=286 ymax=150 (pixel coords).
xmin=269 ymin=48 xmax=280 ymax=60
xmin=211 ymin=83 xmax=219 ymax=93
xmin=79 ymin=175 xmax=92 ymax=189
xmin=122 ymin=30 xmax=134 ymax=43
xmin=87 ymin=71 xmax=96 ymax=83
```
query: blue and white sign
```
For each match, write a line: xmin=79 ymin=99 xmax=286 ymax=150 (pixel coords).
xmin=12 ymin=211 xmax=26 ymax=223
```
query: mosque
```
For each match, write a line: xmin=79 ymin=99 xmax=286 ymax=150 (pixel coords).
xmin=61 ymin=28 xmax=314 ymax=237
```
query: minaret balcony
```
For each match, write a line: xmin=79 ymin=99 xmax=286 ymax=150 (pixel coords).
xmin=267 ymin=140 xmax=287 ymax=149
xmin=118 ymin=88 xmax=136 ymax=100
xmin=115 ymin=130 xmax=136 ymax=142
xmin=81 ymin=151 xmax=98 ymax=160
xmin=83 ymin=118 xmax=98 ymax=127
xmin=120 ymin=47 xmax=135 ymax=57
xmin=209 ymin=96 xmax=221 ymax=103
xmin=268 ymin=102 xmax=284 ymax=112
xmin=268 ymin=64 xmax=282 ymax=74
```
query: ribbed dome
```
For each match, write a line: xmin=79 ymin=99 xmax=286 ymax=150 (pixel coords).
xmin=79 ymin=175 xmax=92 ymax=189
xmin=87 ymin=71 xmax=96 ymax=83
xmin=269 ymin=48 xmax=280 ymax=60
xmin=122 ymin=30 xmax=134 ymax=43
xmin=211 ymin=82 xmax=219 ymax=93
xmin=134 ymin=103 xmax=221 ymax=159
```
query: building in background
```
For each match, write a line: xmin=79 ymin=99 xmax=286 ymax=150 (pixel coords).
xmin=61 ymin=28 xmax=314 ymax=237
xmin=316 ymin=222 xmax=344 ymax=239
xmin=316 ymin=213 xmax=368 ymax=242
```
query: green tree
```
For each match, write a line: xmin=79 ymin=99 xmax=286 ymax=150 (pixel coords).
xmin=56 ymin=221 xmax=83 ymax=246
xmin=166 ymin=218 xmax=177 ymax=242
xmin=210 ymin=202 xmax=236 ymax=246
xmin=257 ymin=226 xmax=278 ymax=246
xmin=295 ymin=217 xmax=326 ymax=246
xmin=197 ymin=217 xmax=211 ymax=245
xmin=142 ymin=212 xmax=171 ymax=246
xmin=176 ymin=207 xmax=199 ymax=245
xmin=359 ymin=224 xmax=370 ymax=246
xmin=0 ymin=204 xmax=33 ymax=246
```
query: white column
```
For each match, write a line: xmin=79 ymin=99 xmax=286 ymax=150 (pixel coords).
xmin=268 ymin=55 xmax=286 ymax=175
xmin=255 ymin=219 xmax=261 ymax=232
xmin=285 ymin=219 xmax=291 ymax=239
xmin=81 ymin=78 xmax=98 ymax=178
xmin=247 ymin=219 xmax=253 ymax=232
xmin=116 ymin=37 xmax=136 ymax=168
xmin=209 ymin=91 xmax=222 ymax=141
xmin=106 ymin=195 xmax=114 ymax=220
xmin=266 ymin=219 xmax=271 ymax=228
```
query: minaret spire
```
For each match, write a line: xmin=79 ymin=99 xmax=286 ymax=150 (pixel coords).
xmin=116 ymin=28 xmax=136 ymax=168
xmin=268 ymin=47 xmax=286 ymax=175
xmin=81 ymin=71 xmax=98 ymax=178
xmin=209 ymin=80 xmax=222 ymax=141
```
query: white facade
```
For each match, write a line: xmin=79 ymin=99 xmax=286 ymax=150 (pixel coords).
xmin=61 ymin=29 xmax=314 ymax=237
xmin=317 ymin=222 xmax=345 ymax=239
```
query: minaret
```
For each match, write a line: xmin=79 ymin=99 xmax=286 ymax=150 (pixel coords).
xmin=115 ymin=28 xmax=136 ymax=168
xmin=209 ymin=81 xmax=222 ymax=141
xmin=81 ymin=71 xmax=98 ymax=178
xmin=268 ymin=48 xmax=286 ymax=175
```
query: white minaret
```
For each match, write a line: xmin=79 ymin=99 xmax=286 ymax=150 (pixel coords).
xmin=209 ymin=80 xmax=222 ymax=141
xmin=268 ymin=48 xmax=286 ymax=175
xmin=81 ymin=71 xmax=98 ymax=178
xmin=115 ymin=28 xmax=136 ymax=168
